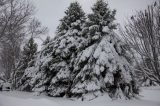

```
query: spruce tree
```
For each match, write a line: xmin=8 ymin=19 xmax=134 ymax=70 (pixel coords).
xmin=18 ymin=36 xmax=53 ymax=92
xmin=47 ymin=2 xmax=86 ymax=97
xmin=16 ymin=0 xmax=139 ymax=100
xmin=22 ymin=37 xmax=38 ymax=68
xmin=70 ymin=0 xmax=138 ymax=100
xmin=14 ymin=37 xmax=37 ymax=90
xmin=19 ymin=2 xmax=86 ymax=96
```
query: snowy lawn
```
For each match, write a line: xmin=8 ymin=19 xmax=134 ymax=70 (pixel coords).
xmin=0 ymin=87 xmax=160 ymax=106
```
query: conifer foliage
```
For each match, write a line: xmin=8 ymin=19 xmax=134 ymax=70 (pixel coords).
xmin=18 ymin=1 xmax=86 ymax=95
xmin=70 ymin=0 xmax=138 ymax=100
xmin=47 ymin=2 xmax=86 ymax=97
xmin=14 ymin=37 xmax=37 ymax=89
xmin=16 ymin=0 xmax=139 ymax=100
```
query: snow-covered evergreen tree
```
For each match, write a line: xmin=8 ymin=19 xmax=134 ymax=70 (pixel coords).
xmin=21 ymin=37 xmax=38 ymax=68
xmin=70 ymin=0 xmax=138 ymax=100
xmin=18 ymin=2 xmax=86 ymax=96
xmin=18 ymin=44 xmax=52 ymax=93
xmin=16 ymin=0 xmax=139 ymax=100
xmin=17 ymin=35 xmax=54 ymax=92
xmin=47 ymin=2 xmax=86 ymax=97
xmin=14 ymin=37 xmax=37 ymax=90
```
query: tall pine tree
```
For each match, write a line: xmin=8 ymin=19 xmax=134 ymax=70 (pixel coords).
xmin=70 ymin=0 xmax=138 ymax=100
xmin=18 ymin=2 xmax=86 ymax=96
xmin=18 ymin=37 xmax=53 ymax=93
xmin=14 ymin=37 xmax=37 ymax=90
xmin=16 ymin=0 xmax=139 ymax=100
xmin=47 ymin=2 xmax=86 ymax=97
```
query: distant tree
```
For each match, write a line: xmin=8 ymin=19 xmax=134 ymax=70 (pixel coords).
xmin=13 ymin=37 xmax=37 ymax=89
xmin=28 ymin=18 xmax=48 ymax=40
xmin=0 ymin=0 xmax=48 ymax=81
xmin=0 ymin=0 xmax=35 ymax=81
xmin=120 ymin=1 xmax=160 ymax=85
xmin=0 ymin=42 xmax=20 ymax=80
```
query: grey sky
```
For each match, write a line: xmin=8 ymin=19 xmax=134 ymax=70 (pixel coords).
xmin=31 ymin=0 xmax=156 ymax=38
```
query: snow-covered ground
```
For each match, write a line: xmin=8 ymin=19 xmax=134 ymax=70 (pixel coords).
xmin=0 ymin=87 xmax=160 ymax=106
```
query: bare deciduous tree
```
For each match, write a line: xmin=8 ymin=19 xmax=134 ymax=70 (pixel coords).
xmin=0 ymin=0 xmax=35 ymax=81
xmin=0 ymin=0 xmax=47 ymax=81
xmin=28 ymin=18 xmax=48 ymax=40
xmin=120 ymin=1 xmax=160 ymax=84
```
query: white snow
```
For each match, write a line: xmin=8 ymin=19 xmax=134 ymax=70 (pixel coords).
xmin=0 ymin=91 xmax=58 ymax=106
xmin=79 ymin=44 xmax=95 ymax=62
xmin=0 ymin=87 xmax=160 ymax=106
xmin=102 ymin=26 xmax=110 ymax=33
xmin=89 ymin=25 xmax=99 ymax=31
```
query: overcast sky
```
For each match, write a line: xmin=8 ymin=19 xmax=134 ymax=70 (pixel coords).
xmin=31 ymin=0 xmax=156 ymax=38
